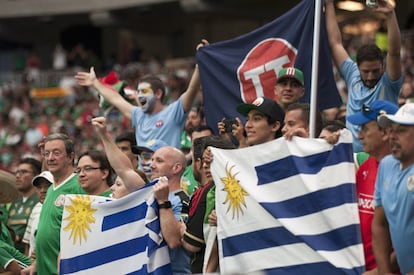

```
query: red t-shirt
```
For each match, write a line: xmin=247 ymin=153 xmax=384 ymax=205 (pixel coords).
xmin=356 ymin=156 xmax=378 ymax=270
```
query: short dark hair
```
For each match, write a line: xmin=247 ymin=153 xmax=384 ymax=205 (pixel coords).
xmin=356 ymin=44 xmax=384 ymax=66
xmin=19 ymin=158 xmax=42 ymax=175
xmin=115 ymin=131 xmax=136 ymax=146
xmin=193 ymin=135 xmax=236 ymax=161
xmin=77 ymin=150 xmax=114 ymax=186
xmin=269 ymin=116 xmax=284 ymax=139
xmin=286 ymin=103 xmax=323 ymax=137
xmin=189 ymin=125 xmax=214 ymax=138
xmin=139 ymin=75 xmax=166 ymax=103
xmin=322 ymin=120 xmax=346 ymax=133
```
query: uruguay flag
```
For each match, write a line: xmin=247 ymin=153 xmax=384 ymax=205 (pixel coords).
xmin=59 ymin=181 xmax=171 ymax=275
xmin=210 ymin=130 xmax=364 ymax=274
xmin=197 ymin=0 xmax=341 ymax=132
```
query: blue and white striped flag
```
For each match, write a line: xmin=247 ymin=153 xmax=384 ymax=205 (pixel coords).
xmin=210 ymin=130 xmax=364 ymax=274
xmin=59 ymin=181 xmax=171 ymax=275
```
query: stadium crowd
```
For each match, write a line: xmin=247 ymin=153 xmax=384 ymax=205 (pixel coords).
xmin=1 ymin=0 xmax=414 ymax=273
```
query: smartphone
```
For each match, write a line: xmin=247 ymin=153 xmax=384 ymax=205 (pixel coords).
xmin=223 ymin=119 xmax=238 ymax=133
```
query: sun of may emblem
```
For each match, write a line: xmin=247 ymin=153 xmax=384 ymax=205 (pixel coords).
xmin=221 ymin=163 xmax=248 ymax=220
xmin=63 ymin=195 xmax=97 ymax=245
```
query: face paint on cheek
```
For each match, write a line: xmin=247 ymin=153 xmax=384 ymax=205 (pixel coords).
xmin=137 ymin=83 xmax=156 ymax=112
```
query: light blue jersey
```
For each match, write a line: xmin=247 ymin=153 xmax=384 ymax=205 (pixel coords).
xmin=374 ymin=155 xmax=414 ymax=273
xmin=340 ymin=58 xmax=402 ymax=152
xmin=131 ymin=97 xmax=186 ymax=148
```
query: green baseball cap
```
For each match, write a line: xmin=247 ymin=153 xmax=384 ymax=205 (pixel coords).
xmin=276 ymin=67 xmax=304 ymax=87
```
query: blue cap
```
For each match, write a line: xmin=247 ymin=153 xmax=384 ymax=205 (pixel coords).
xmin=132 ymin=139 xmax=168 ymax=155
xmin=346 ymin=100 xmax=399 ymax=126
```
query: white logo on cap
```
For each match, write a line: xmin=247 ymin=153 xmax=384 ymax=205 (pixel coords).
xmin=286 ymin=67 xmax=296 ymax=76
xmin=252 ymin=97 xmax=264 ymax=106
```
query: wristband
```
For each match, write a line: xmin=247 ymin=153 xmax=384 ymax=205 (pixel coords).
xmin=158 ymin=201 xmax=172 ymax=209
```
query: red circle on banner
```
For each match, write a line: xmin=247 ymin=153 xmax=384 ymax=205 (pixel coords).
xmin=237 ymin=38 xmax=297 ymax=104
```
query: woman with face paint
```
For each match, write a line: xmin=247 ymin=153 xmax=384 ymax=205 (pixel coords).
xmin=75 ymin=39 xmax=209 ymax=149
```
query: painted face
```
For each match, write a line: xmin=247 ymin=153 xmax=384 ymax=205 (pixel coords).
xmin=137 ymin=82 xmax=156 ymax=113
xmin=140 ymin=151 xmax=153 ymax=179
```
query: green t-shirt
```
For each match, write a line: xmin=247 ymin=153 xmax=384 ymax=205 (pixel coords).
xmin=36 ymin=174 xmax=83 ymax=275
xmin=0 ymin=222 xmax=14 ymax=247
xmin=8 ymin=192 xmax=39 ymax=253
xmin=204 ymin=185 xmax=216 ymax=224
xmin=99 ymin=189 xmax=112 ymax=197
xmin=181 ymin=165 xmax=198 ymax=197
xmin=0 ymin=241 xmax=31 ymax=270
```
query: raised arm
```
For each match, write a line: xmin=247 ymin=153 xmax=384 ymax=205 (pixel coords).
xmin=76 ymin=67 xmax=134 ymax=119
xmin=91 ymin=117 xmax=145 ymax=193
xmin=324 ymin=0 xmax=349 ymax=68
xmin=181 ymin=39 xmax=209 ymax=112
xmin=377 ymin=0 xmax=401 ymax=81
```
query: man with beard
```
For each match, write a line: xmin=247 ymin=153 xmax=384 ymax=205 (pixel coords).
xmin=75 ymin=40 xmax=207 ymax=149
xmin=373 ymin=102 xmax=414 ymax=274
xmin=325 ymin=0 xmax=402 ymax=152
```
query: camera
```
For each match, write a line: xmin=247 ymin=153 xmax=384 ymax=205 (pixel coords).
xmin=223 ymin=119 xmax=238 ymax=133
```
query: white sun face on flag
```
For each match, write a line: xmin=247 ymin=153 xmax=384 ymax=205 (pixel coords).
xmin=221 ymin=163 xmax=248 ymax=219
xmin=63 ymin=195 xmax=97 ymax=245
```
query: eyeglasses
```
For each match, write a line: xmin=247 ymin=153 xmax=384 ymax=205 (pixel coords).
xmin=14 ymin=169 xmax=34 ymax=176
xmin=74 ymin=166 xmax=101 ymax=174
xmin=42 ymin=150 xmax=64 ymax=158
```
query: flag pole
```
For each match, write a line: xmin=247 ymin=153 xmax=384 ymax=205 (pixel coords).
xmin=309 ymin=0 xmax=322 ymax=138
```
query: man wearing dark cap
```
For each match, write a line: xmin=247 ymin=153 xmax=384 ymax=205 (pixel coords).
xmin=274 ymin=67 xmax=305 ymax=111
xmin=22 ymin=171 xmax=53 ymax=258
xmin=236 ymin=96 xmax=285 ymax=146
xmin=346 ymin=100 xmax=399 ymax=273
xmin=372 ymin=103 xmax=414 ymax=274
